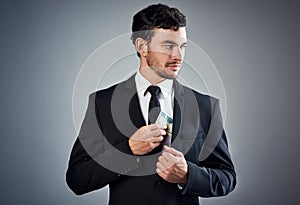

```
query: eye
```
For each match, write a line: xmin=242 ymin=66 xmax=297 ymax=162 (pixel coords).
xmin=164 ymin=44 xmax=174 ymax=49
xmin=181 ymin=44 xmax=187 ymax=49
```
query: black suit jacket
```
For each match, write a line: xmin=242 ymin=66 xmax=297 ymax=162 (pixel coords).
xmin=66 ymin=74 xmax=236 ymax=205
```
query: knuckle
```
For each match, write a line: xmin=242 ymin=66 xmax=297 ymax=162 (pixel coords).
xmin=145 ymin=132 xmax=150 ymax=139
xmin=163 ymin=152 xmax=169 ymax=158
xmin=140 ymin=126 xmax=146 ymax=132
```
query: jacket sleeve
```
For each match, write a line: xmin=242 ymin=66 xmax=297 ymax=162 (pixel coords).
xmin=66 ymin=93 xmax=138 ymax=195
xmin=181 ymin=98 xmax=237 ymax=197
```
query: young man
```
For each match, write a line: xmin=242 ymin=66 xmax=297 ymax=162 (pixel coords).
xmin=66 ymin=4 xmax=236 ymax=205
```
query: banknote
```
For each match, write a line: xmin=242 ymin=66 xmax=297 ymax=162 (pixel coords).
xmin=155 ymin=111 xmax=173 ymax=136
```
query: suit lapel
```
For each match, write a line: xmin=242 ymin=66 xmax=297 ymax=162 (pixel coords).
xmin=171 ymin=81 xmax=202 ymax=154
xmin=124 ymin=74 xmax=146 ymax=128
xmin=129 ymin=93 xmax=146 ymax=128
xmin=172 ymin=80 xmax=185 ymax=142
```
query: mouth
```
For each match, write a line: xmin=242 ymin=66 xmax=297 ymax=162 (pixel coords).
xmin=166 ymin=63 xmax=181 ymax=71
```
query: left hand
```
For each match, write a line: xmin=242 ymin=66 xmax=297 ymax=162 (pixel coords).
xmin=156 ymin=145 xmax=188 ymax=184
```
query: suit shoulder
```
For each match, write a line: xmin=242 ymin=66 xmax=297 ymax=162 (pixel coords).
xmin=92 ymin=75 xmax=135 ymax=100
xmin=182 ymin=85 xmax=218 ymax=104
xmin=94 ymin=84 xmax=118 ymax=98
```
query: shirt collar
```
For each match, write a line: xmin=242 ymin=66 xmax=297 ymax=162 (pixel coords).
xmin=135 ymin=70 xmax=173 ymax=99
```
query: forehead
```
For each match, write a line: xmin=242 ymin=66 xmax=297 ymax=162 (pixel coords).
xmin=151 ymin=27 xmax=187 ymax=44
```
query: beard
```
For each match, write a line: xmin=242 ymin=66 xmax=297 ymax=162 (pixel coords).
xmin=146 ymin=51 xmax=180 ymax=79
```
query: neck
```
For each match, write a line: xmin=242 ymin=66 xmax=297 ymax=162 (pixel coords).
xmin=139 ymin=66 xmax=165 ymax=85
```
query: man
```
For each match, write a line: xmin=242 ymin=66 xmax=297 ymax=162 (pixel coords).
xmin=66 ymin=3 xmax=236 ymax=205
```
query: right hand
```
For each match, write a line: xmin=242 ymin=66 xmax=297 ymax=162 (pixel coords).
xmin=128 ymin=124 xmax=166 ymax=155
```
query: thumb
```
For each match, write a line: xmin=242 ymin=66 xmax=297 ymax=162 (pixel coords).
xmin=163 ymin=145 xmax=183 ymax=156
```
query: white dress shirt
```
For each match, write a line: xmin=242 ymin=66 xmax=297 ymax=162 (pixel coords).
xmin=135 ymin=70 xmax=174 ymax=125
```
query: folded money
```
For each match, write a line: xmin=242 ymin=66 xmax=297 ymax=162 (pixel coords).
xmin=155 ymin=111 xmax=173 ymax=136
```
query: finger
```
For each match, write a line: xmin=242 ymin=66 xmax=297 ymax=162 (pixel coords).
xmin=163 ymin=145 xmax=183 ymax=157
xmin=158 ymin=155 xmax=173 ymax=169
xmin=160 ymin=159 xmax=174 ymax=170
xmin=148 ymin=124 xmax=167 ymax=131
xmin=150 ymin=129 xmax=166 ymax=138
xmin=162 ymin=152 xmax=177 ymax=166
xmin=162 ymin=151 xmax=175 ymax=159
xmin=151 ymin=136 xmax=164 ymax=143
xmin=156 ymin=167 xmax=172 ymax=182
xmin=156 ymin=168 xmax=165 ymax=178
xmin=156 ymin=161 xmax=168 ymax=172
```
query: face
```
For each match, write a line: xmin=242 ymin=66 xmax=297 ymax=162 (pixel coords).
xmin=145 ymin=27 xmax=187 ymax=80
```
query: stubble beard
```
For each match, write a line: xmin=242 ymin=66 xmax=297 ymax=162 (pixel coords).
xmin=146 ymin=52 xmax=179 ymax=80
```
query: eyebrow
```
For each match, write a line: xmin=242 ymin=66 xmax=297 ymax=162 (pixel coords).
xmin=161 ymin=40 xmax=187 ymax=47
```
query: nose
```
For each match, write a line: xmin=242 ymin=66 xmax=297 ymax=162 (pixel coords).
xmin=171 ymin=46 xmax=184 ymax=61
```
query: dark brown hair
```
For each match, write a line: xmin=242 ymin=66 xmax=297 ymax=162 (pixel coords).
xmin=131 ymin=3 xmax=186 ymax=57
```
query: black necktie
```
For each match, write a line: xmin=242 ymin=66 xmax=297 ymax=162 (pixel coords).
xmin=146 ymin=85 xmax=161 ymax=124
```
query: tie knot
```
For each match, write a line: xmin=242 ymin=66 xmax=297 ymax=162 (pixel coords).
xmin=146 ymin=85 xmax=161 ymax=97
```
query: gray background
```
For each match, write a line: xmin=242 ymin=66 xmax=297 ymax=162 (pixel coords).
xmin=0 ymin=0 xmax=299 ymax=204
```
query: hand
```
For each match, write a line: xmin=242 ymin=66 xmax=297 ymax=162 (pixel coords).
xmin=129 ymin=124 xmax=166 ymax=155
xmin=156 ymin=146 xmax=188 ymax=184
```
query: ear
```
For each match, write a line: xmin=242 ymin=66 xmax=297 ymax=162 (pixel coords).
xmin=135 ymin=38 xmax=148 ymax=57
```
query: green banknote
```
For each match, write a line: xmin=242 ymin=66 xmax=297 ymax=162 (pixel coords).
xmin=155 ymin=111 xmax=173 ymax=136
